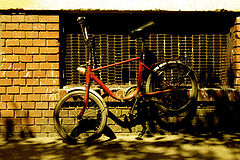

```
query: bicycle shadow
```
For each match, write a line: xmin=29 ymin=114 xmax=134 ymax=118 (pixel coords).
xmin=0 ymin=132 xmax=240 ymax=160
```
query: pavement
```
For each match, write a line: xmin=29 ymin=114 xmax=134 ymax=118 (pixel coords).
xmin=0 ymin=132 xmax=240 ymax=160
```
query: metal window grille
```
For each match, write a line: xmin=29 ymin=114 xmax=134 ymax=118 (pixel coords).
xmin=65 ymin=33 xmax=228 ymax=87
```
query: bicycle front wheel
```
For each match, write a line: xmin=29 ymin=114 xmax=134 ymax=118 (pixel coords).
xmin=54 ymin=90 xmax=107 ymax=143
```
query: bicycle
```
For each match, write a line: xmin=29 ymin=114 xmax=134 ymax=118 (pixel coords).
xmin=53 ymin=17 xmax=198 ymax=143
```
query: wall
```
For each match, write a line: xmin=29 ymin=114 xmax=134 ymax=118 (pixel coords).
xmin=0 ymin=14 xmax=60 ymax=137
xmin=233 ymin=17 xmax=240 ymax=90
xmin=0 ymin=12 xmax=239 ymax=138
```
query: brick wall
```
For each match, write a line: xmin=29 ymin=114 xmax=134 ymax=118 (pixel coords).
xmin=0 ymin=14 xmax=60 ymax=137
xmin=233 ymin=17 xmax=240 ymax=90
xmin=0 ymin=13 xmax=239 ymax=138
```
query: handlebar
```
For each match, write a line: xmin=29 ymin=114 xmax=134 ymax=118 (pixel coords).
xmin=77 ymin=17 xmax=91 ymax=46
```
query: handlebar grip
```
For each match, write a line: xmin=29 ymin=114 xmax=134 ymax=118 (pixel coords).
xmin=77 ymin=17 xmax=91 ymax=46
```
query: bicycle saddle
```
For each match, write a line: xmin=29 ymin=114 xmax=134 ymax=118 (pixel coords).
xmin=130 ymin=21 xmax=155 ymax=40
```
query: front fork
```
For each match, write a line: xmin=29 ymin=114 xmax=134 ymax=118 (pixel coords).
xmin=78 ymin=66 xmax=91 ymax=119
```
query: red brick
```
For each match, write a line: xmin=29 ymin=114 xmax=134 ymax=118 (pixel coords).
xmin=1 ymin=47 xmax=12 ymax=54
xmin=234 ymin=63 xmax=240 ymax=70
xmin=12 ymin=15 xmax=25 ymax=22
xmin=20 ymin=55 xmax=33 ymax=62
xmin=33 ymin=23 xmax=45 ymax=30
xmin=33 ymin=39 xmax=46 ymax=46
xmin=25 ymin=15 xmax=39 ymax=22
xmin=33 ymin=71 xmax=46 ymax=78
xmin=235 ymin=70 xmax=240 ymax=77
xmin=22 ymin=102 xmax=35 ymax=109
xmin=40 ymin=47 xmax=59 ymax=54
xmin=1 ymin=95 xmax=13 ymax=101
xmin=15 ymin=110 xmax=28 ymax=118
xmin=40 ymin=63 xmax=59 ymax=70
xmin=35 ymin=118 xmax=48 ymax=124
xmin=14 ymin=95 xmax=27 ymax=101
xmin=49 ymin=102 xmax=57 ymax=109
xmin=36 ymin=102 xmax=48 ymax=109
xmin=33 ymin=55 xmax=46 ymax=62
xmin=1 ymin=23 xmax=6 ymax=30
xmin=1 ymin=110 xmax=14 ymax=117
xmin=7 ymin=102 xmax=21 ymax=109
xmin=39 ymin=31 xmax=59 ymax=38
xmin=20 ymin=39 xmax=33 ymax=46
xmin=13 ymin=79 xmax=25 ymax=86
xmin=13 ymin=63 xmax=26 ymax=70
xmin=6 ymin=23 xmax=19 ymax=30
xmin=235 ymin=77 xmax=240 ymax=85
xmin=1 ymin=39 xmax=5 ymax=46
xmin=41 ymin=94 xmax=58 ymax=101
xmin=26 ymin=63 xmax=39 ymax=70
xmin=29 ymin=110 xmax=42 ymax=117
xmin=28 ymin=126 xmax=41 ymax=133
xmin=0 ymin=87 xmax=6 ymax=93
xmin=6 ymin=39 xmax=19 ymax=46
xmin=0 ymin=63 xmax=12 ymax=70
xmin=19 ymin=23 xmax=32 ymax=30
xmin=46 ymin=71 xmax=59 ymax=78
xmin=12 ymin=31 xmax=26 ymax=38
xmin=28 ymin=94 xmax=41 ymax=101
xmin=39 ymin=15 xmax=59 ymax=22
xmin=5 ymin=55 xmax=19 ymax=62
xmin=46 ymin=23 xmax=59 ymax=30
xmin=43 ymin=110 xmax=53 ymax=117
xmin=42 ymin=125 xmax=55 ymax=133
xmin=26 ymin=31 xmax=38 ymax=38
xmin=13 ymin=47 xmax=26 ymax=54
xmin=0 ymin=79 xmax=12 ymax=86
xmin=6 ymin=71 xmax=19 ymax=78
xmin=1 ymin=31 xmax=12 ymax=38
xmin=233 ymin=54 xmax=240 ymax=63
xmin=0 ymin=71 xmax=6 ymax=78
xmin=20 ymin=71 xmax=32 ymax=78
xmin=27 ymin=79 xmax=40 ymax=85
xmin=0 ymin=15 xmax=12 ymax=22
xmin=40 ymin=79 xmax=59 ymax=86
xmin=7 ymin=86 xmax=20 ymax=94
xmin=20 ymin=87 xmax=33 ymax=93
xmin=0 ymin=102 xmax=6 ymax=109
xmin=22 ymin=118 xmax=34 ymax=125
xmin=26 ymin=47 xmax=39 ymax=54
xmin=33 ymin=86 xmax=48 ymax=93
xmin=47 ymin=39 xmax=59 ymax=46
xmin=46 ymin=55 xmax=59 ymax=61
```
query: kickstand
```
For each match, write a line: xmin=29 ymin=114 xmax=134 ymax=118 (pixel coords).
xmin=135 ymin=123 xmax=146 ymax=140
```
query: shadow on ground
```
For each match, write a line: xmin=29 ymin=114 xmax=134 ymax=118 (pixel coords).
xmin=0 ymin=132 xmax=240 ymax=160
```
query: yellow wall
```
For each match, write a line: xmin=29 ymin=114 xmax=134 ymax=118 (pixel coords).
xmin=0 ymin=0 xmax=239 ymax=11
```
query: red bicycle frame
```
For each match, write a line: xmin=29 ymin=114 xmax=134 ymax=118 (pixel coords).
xmin=77 ymin=17 xmax=173 ymax=117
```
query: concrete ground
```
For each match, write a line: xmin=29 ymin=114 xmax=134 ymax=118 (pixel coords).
xmin=0 ymin=132 xmax=240 ymax=160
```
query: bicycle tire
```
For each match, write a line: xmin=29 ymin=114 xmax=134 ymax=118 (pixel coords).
xmin=146 ymin=61 xmax=198 ymax=131
xmin=53 ymin=90 xmax=107 ymax=143
xmin=146 ymin=61 xmax=198 ymax=114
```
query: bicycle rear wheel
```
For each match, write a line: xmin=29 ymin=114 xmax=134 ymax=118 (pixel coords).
xmin=146 ymin=61 xmax=198 ymax=131
xmin=146 ymin=61 xmax=198 ymax=114
xmin=54 ymin=90 xmax=107 ymax=143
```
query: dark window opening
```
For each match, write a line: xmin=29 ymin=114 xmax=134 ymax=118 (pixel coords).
xmin=62 ymin=12 xmax=236 ymax=88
